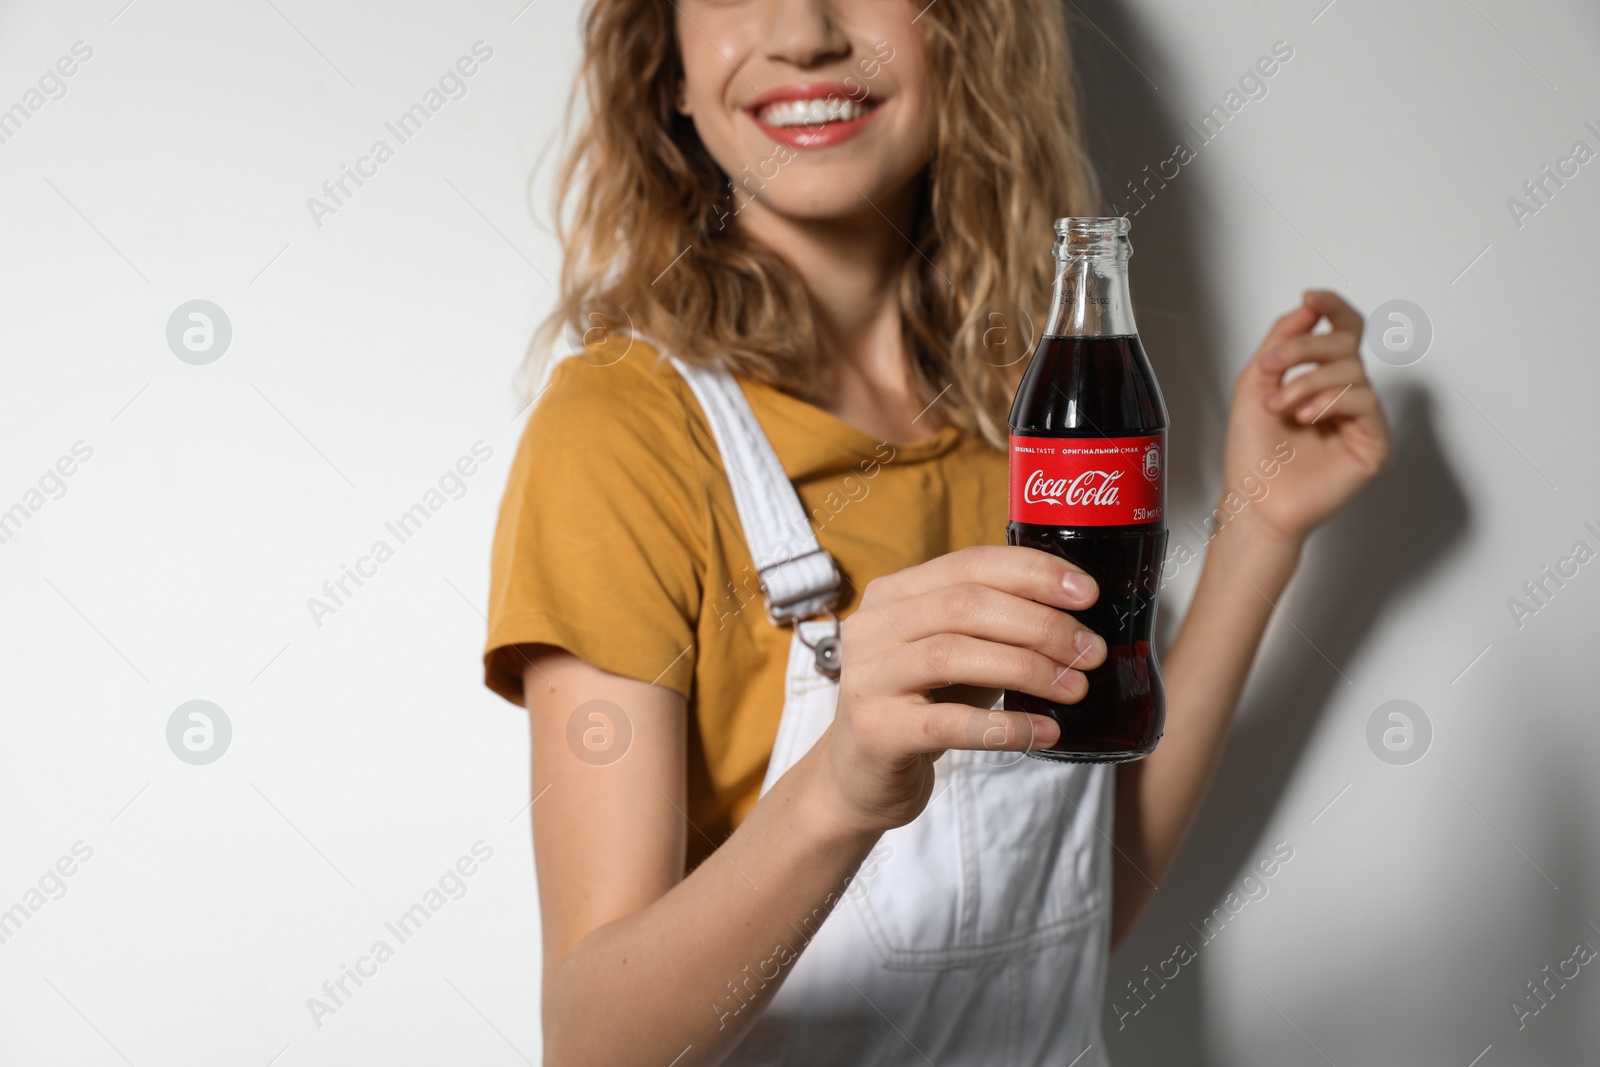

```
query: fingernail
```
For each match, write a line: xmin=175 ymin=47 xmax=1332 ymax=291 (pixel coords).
xmin=1263 ymin=348 xmax=1283 ymax=369
xmin=1063 ymin=572 xmax=1095 ymax=601
xmin=1075 ymin=629 xmax=1103 ymax=659
xmin=1267 ymin=389 xmax=1287 ymax=410
xmin=1032 ymin=716 xmax=1060 ymax=745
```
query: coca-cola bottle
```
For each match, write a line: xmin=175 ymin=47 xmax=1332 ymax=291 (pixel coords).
xmin=1005 ymin=216 xmax=1169 ymax=762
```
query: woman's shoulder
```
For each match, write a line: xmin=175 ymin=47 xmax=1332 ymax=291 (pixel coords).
xmin=499 ymin=333 xmax=716 ymax=549
xmin=522 ymin=335 xmax=714 ymax=463
xmin=534 ymin=334 xmax=696 ymax=424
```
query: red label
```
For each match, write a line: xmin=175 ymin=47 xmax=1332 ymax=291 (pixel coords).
xmin=1009 ymin=434 xmax=1165 ymax=526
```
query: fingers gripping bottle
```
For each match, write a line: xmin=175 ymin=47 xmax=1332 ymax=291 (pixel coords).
xmin=1005 ymin=217 xmax=1170 ymax=762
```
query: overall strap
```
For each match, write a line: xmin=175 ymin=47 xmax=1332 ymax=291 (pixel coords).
xmin=670 ymin=356 xmax=841 ymax=623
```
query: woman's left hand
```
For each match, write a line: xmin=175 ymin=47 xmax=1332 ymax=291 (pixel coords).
xmin=1219 ymin=289 xmax=1393 ymax=545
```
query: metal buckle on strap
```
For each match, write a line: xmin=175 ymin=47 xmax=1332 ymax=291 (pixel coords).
xmin=796 ymin=610 xmax=843 ymax=679
xmin=756 ymin=547 xmax=842 ymax=617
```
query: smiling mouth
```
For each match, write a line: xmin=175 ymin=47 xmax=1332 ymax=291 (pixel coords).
xmin=753 ymin=96 xmax=878 ymax=128
xmin=743 ymin=84 xmax=885 ymax=149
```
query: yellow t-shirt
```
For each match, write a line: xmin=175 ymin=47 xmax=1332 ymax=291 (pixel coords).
xmin=484 ymin=337 xmax=1008 ymax=864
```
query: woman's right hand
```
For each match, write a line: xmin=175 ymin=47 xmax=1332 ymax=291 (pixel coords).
xmin=805 ymin=545 xmax=1106 ymax=836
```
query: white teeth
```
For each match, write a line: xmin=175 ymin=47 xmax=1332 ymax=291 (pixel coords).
xmin=756 ymin=97 xmax=872 ymax=128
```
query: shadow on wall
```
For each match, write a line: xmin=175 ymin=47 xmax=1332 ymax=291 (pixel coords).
xmin=1109 ymin=384 xmax=1466 ymax=1062
xmin=1302 ymin=756 xmax=1597 ymax=1065
xmin=1063 ymin=2 xmax=1469 ymax=1061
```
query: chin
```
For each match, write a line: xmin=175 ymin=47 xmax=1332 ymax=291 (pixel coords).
xmin=758 ymin=175 xmax=902 ymax=221
xmin=727 ymin=142 xmax=926 ymax=224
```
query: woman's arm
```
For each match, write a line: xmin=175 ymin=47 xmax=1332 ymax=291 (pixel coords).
xmin=1110 ymin=513 xmax=1300 ymax=946
xmin=1110 ymin=291 xmax=1392 ymax=947
xmin=526 ymin=647 xmax=879 ymax=1066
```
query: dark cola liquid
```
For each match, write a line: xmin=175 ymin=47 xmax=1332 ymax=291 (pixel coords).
xmin=1006 ymin=334 xmax=1169 ymax=762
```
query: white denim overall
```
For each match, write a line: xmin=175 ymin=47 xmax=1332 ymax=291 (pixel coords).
xmin=672 ymin=356 xmax=1114 ymax=1067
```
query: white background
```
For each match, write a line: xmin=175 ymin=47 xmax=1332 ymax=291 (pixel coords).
xmin=0 ymin=1 xmax=1596 ymax=1064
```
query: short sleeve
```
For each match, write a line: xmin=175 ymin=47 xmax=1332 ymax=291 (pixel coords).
xmin=483 ymin=348 xmax=707 ymax=705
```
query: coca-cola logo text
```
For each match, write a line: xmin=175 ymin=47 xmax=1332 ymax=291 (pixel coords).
xmin=1009 ymin=433 xmax=1163 ymax=527
xmin=1023 ymin=468 xmax=1124 ymax=507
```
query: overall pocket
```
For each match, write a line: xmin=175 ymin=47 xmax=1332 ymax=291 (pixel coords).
xmin=850 ymin=754 xmax=1111 ymax=970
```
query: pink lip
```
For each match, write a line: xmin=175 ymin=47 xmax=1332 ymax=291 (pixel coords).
xmin=742 ymin=81 xmax=885 ymax=150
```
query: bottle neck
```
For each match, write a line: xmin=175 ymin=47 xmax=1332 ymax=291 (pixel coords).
xmin=1042 ymin=237 xmax=1138 ymax=338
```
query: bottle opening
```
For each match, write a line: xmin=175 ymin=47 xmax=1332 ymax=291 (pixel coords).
xmin=1052 ymin=216 xmax=1131 ymax=236
xmin=1053 ymin=216 xmax=1132 ymax=260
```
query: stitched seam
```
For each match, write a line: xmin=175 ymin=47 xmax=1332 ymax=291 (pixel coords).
xmin=858 ymin=899 xmax=1109 ymax=969
xmin=956 ymin=766 xmax=980 ymax=946
xmin=1005 ymin=957 xmax=1023 ymax=1067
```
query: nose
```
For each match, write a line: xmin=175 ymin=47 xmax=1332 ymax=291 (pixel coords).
xmin=761 ymin=0 xmax=850 ymax=70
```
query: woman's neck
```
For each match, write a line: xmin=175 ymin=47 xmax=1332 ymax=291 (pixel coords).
xmin=735 ymin=192 xmax=946 ymax=444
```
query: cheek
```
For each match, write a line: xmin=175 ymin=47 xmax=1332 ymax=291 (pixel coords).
xmin=879 ymin=76 xmax=938 ymax=181
xmin=902 ymin=87 xmax=938 ymax=160
xmin=679 ymin=87 xmax=735 ymax=170
xmin=674 ymin=19 xmax=752 ymax=167
xmin=677 ymin=39 xmax=719 ymax=118
xmin=872 ymin=32 xmax=936 ymax=159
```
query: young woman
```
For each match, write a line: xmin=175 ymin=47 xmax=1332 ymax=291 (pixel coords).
xmin=482 ymin=2 xmax=1391 ymax=1064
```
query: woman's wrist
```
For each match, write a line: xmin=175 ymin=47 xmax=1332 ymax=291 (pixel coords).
xmin=781 ymin=730 xmax=889 ymax=851
xmin=1196 ymin=503 xmax=1304 ymax=600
